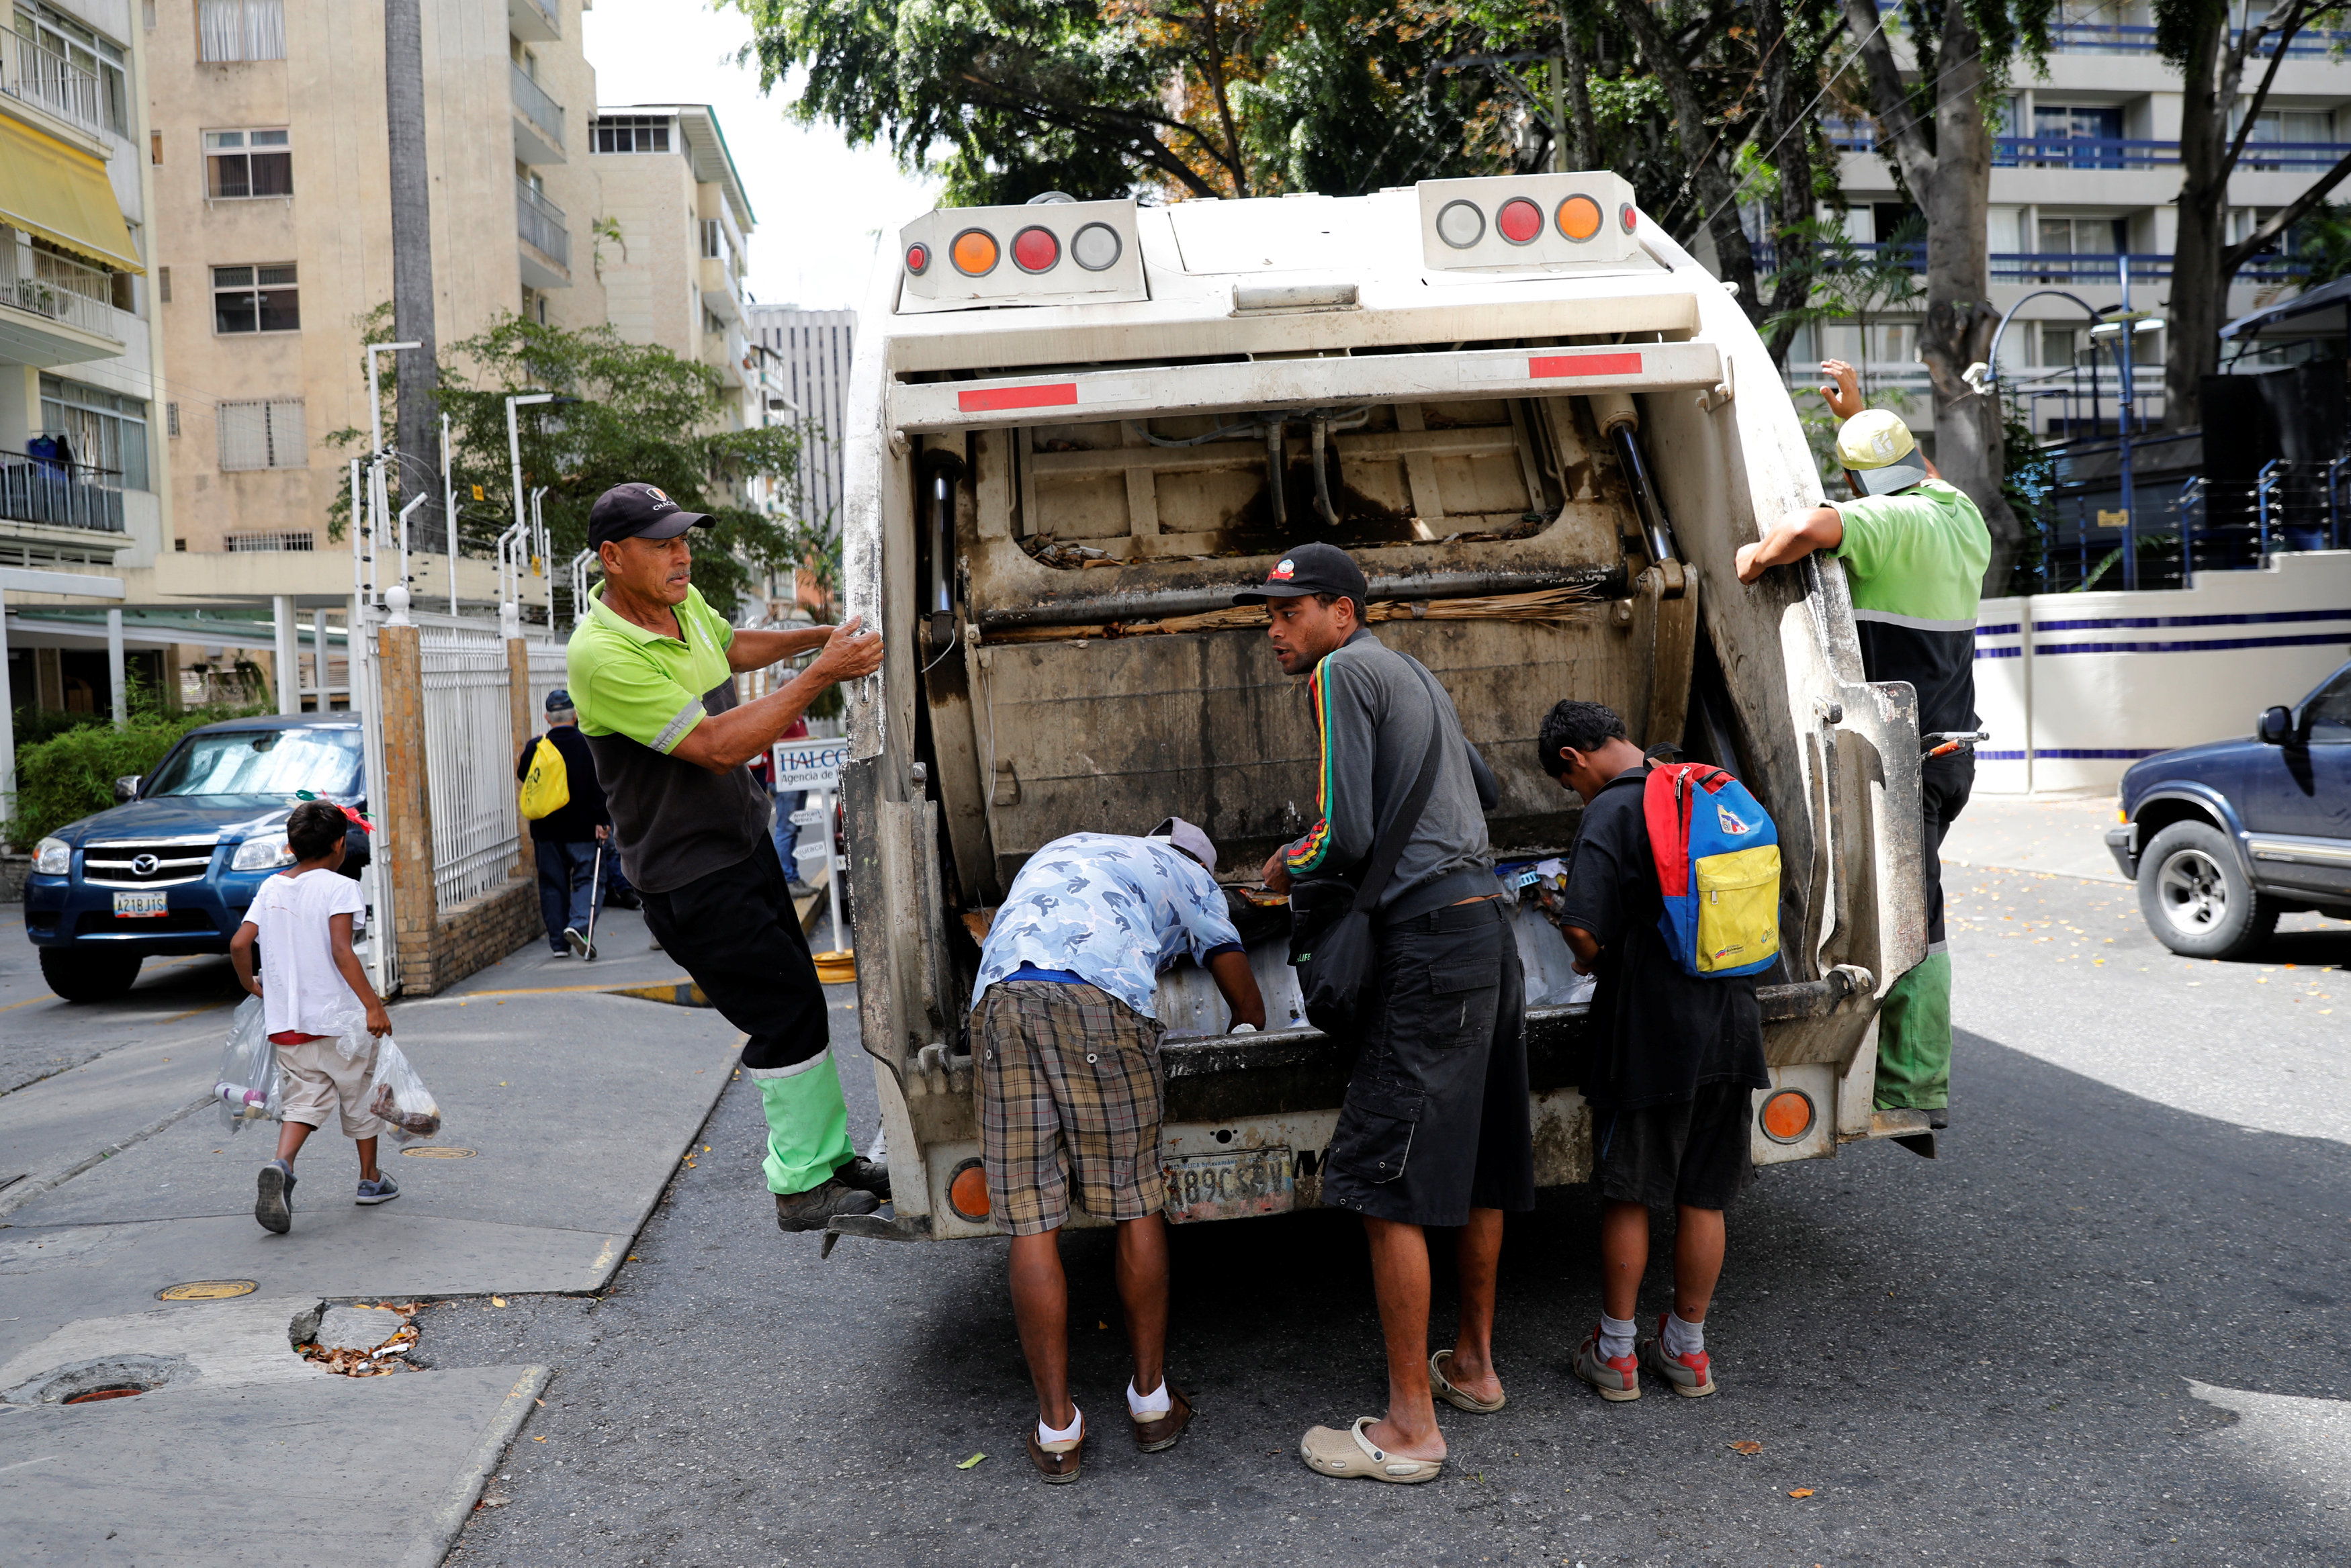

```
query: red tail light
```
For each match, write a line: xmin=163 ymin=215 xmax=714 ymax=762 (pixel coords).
xmin=1497 ymin=197 xmax=1544 ymax=245
xmin=1012 ymin=225 xmax=1060 ymax=273
xmin=905 ymin=242 xmax=930 ymax=275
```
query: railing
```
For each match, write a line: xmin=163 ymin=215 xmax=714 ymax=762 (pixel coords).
xmin=0 ymin=32 xmax=106 ymax=137
xmin=1753 ymin=241 xmax=2310 ymax=285
xmin=520 ymin=0 xmax=560 ymax=36
xmin=2044 ymin=19 xmax=2351 ymax=55
xmin=418 ymin=625 xmax=522 ymax=911
xmin=1826 ymin=123 xmax=2351 ymax=170
xmin=515 ymin=179 xmax=570 ymax=269
xmin=0 ymin=449 xmax=126 ymax=533
xmin=509 ymin=62 xmax=564 ymax=150
xmin=0 ymin=232 xmax=120 ymax=340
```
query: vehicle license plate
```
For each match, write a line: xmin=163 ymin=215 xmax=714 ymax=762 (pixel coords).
xmin=113 ymin=890 xmax=168 ymax=918
xmin=1163 ymin=1148 xmax=1292 ymax=1224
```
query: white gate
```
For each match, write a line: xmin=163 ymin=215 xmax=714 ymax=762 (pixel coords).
xmin=525 ymin=637 xmax=568 ymax=723
xmin=420 ymin=622 xmax=521 ymax=909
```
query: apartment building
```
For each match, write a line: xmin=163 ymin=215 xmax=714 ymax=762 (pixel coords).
xmin=590 ymin=103 xmax=756 ymax=443
xmin=1 ymin=0 xmax=173 ymax=729
xmin=131 ymin=0 xmax=607 ymax=689
xmin=747 ymin=304 xmax=852 ymax=524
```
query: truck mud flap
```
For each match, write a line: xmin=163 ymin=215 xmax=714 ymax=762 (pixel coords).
xmin=819 ymin=1205 xmax=933 ymax=1258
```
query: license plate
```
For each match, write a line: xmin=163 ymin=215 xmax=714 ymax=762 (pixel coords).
xmin=113 ymin=890 xmax=168 ymax=918
xmin=1163 ymin=1148 xmax=1293 ymax=1224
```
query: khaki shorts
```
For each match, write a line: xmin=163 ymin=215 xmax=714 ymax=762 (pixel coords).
xmin=974 ymin=980 xmax=1165 ymax=1236
xmin=275 ymin=1035 xmax=388 ymax=1139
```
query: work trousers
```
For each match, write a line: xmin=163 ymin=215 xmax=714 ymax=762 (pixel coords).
xmin=1876 ymin=758 xmax=1973 ymax=1111
xmin=535 ymin=839 xmax=605 ymax=952
xmin=637 ymin=836 xmax=853 ymax=1195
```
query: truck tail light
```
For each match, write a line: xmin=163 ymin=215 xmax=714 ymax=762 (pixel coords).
xmin=950 ymin=229 xmax=1000 ymax=276
xmin=1556 ymin=193 xmax=1603 ymax=242
xmin=899 ymin=199 xmax=1147 ymax=312
xmin=947 ymin=1158 xmax=991 ymax=1221
xmin=905 ymin=242 xmax=930 ymax=275
xmin=1417 ymin=173 xmax=1645 ymax=271
xmin=1497 ymin=197 xmax=1544 ymax=244
xmin=1759 ymin=1089 xmax=1815 ymax=1144
xmin=1012 ymin=225 xmax=1060 ymax=273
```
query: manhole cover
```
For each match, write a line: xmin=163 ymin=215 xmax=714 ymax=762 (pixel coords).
xmin=157 ymin=1279 xmax=257 ymax=1301
xmin=402 ymin=1146 xmax=476 ymax=1159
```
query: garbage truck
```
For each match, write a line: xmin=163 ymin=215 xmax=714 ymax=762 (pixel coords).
xmin=827 ymin=172 xmax=1934 ymax=1246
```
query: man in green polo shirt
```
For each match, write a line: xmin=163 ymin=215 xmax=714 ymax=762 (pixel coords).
xmin=568 ymin=481 xmax=887 ymax=1230
xmin=1734 ymin=373 xmax=1991 ymax=1138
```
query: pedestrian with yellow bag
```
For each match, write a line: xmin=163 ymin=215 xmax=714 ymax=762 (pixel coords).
xmin=517 ymin=688 xmax=611 ymax=960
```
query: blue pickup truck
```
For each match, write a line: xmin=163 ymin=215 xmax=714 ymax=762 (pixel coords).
xmin=24 ymin=716 xmax=372 ymax=1001
xmin=2106 ymin=658 xmax=2351 ymax=958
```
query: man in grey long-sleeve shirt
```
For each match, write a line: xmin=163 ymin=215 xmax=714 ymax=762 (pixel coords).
xmin=1240 ymin=543 xmax=1536 ymax=1485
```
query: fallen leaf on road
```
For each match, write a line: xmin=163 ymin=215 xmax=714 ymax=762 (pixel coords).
xmin=492 ymin=1296 xmax=508 ymax=1307
xmin=1728 ymin=1441 xmax=1762 ymax=1455
xmin=534 ymin=1398 xmax=545 ymax=1407
xmin=957 ymin=1452 xmax=986 ymax=1469
xmin=477 ymin=1495 xmax=510 ymax=1509
xmin=532 ymin=1436 xmax=546 ymax=1442
xmin=1788 ymin=1489 xmax=1814 ymax=1498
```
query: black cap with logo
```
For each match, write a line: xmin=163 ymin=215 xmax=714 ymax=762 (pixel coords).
xmin=1231 ymin=541 xmax=1370 ymax=613
xmin=588 ymin=481 xmax=713 ymax=551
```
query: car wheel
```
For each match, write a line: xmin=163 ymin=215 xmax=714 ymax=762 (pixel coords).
xmin=2137 ymin=821 xmax=2278 ymax=960
xmin=38 ymin=948 xmax=144 ymax=1003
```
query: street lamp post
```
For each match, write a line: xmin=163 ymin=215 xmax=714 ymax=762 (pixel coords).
xmin=504 ymin=391 xmax=555 ymax=628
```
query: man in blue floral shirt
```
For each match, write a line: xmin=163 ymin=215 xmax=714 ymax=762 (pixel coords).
xmin=971 ymin=818 xmax=1266 ymax=1483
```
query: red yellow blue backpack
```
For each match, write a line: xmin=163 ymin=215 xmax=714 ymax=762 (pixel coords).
xmin=1642 ymin=762 xmax=1781 ymax=978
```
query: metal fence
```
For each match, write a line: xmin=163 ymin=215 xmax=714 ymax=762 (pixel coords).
xmin=419 ymin=623 xmax=522 ymax=911
xmin=525 ymin=637 xmax=568 ymax=722
xmin=515 ymin=179 xmax=570 ymax=269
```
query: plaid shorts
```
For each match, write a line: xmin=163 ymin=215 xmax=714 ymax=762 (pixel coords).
xmin=974 ymin=980 xmax=1166 ymax=1236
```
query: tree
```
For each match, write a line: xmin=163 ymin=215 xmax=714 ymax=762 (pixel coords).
xmin=332 ymin=314 xmax=811 ymax=618
xmin=1838 ymin=0 xmax=2052 ymax=591
xmin=2158 ymin=0 xmax=2351 ymax=429
xmin=1763 ymin=214 xmax=1926 ymax=394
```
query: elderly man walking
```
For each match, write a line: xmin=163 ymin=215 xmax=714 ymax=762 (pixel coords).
xmin=1237 ymin=543 xmax=1533 ymax=1485
xmin=1735 ymin=362 xmax=1991 ymax=1137
xmin=971 ymin=819 xmax=1266 ymax=1483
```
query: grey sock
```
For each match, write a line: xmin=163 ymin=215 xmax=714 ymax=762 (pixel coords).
xmin=1599 ymin=1313 xmax=1637 ymax=1361
xmin=1662 ymin=1310 xmax=1705 ymax=1358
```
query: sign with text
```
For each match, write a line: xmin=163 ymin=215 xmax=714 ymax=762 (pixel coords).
xmin=775 ymin=741 xmax=850 ymax=792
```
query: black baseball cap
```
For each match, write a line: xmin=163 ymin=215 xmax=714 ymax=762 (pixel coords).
xmin=1231 ymin=541 xmax=1370 ymax=611
xmin=588 ymin=481 xmax=711 ymax=550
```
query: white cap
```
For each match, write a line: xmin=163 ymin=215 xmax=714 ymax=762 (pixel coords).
xmin=1147 ymin=816 xmax=1218 ymax=871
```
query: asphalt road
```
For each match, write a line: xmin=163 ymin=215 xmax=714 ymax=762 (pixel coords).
xmin=409 ymin=870 xmax=2351 ymax=1568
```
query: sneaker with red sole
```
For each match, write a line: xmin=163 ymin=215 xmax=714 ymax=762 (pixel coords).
xmin=1572 ymin=1324 xmax=1640 ymax=1402
xmin=1638 ymin=1315 xmax=1718 ymax=1397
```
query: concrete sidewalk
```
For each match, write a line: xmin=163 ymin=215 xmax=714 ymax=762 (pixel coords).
xmin=1941 ymin=791 xmax=2128 ymax=884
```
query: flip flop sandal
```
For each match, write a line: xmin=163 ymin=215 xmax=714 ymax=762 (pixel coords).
xmin=1298 ymin=1417 xmax=1444 ymax=1483
xmin=1429 ymin=1349 xmax=1506 ymax=1414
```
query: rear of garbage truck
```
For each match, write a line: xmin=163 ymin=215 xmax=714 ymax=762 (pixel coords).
xmin=830 ymin=173 xmax=1936 ymax=1244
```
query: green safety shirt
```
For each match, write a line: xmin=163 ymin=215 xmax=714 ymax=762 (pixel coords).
xmin=566 ymin=581 xmax=768 ymax=893
xmin=1830 ymin=478 xmax=1992 ymax=749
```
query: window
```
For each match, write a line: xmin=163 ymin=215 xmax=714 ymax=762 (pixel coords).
xmin=2040 ymin=326 xmax=2078 ymax=367
xmin=592 ymin=115 xmax=669 ymax=153
xmin=158 ymin=265 xmax=171 ymax=302
xmin=197 ymin=0 xmax=284 ymax=62
xmin=212 ymin=263 xmax=298 ymax=333
xmin=15 ymin=5 xmax=129 ymax=136
xmin=2242 ymin=110 xmax=2338 ymax=171
xmin=38 ymin=375 xmax=149 ymax=490
xmin=167 ymin=401 xmax=180 ymax=437
xmin=2036 ymin=216 xmax=2124 ymax=255
xmin=223 ymin=530 xmax=314 ymax=551
xmin=2306 ymin=667 xmax=2351 ymax=741
xmin=204 ymin=129 xmax=291 ymax=198
xmin=217 ymin=399 xmax=305 ymax=470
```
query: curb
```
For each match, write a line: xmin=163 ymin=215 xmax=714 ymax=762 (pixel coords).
xmin=0 ymin=1090 xmax=214 ymax=1224
xmin=399 ymin=1363 xmax=552 ymax=1568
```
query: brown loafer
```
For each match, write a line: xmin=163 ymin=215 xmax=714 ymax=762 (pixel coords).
xmin=1132 ymin=1385 xmax=1192 ymax=1452
xmin=1026 ymin=1423 xmax=1083 ymax=1483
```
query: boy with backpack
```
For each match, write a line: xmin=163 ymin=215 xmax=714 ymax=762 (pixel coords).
xmin=1537 ymin=700 xmax=1772 ymax=1402
xmin=230 ymin=799 xmax=397 ymax=1234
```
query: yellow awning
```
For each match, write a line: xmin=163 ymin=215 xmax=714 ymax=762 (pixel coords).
xmin=0 ymin=118 xmax=143 ymax=275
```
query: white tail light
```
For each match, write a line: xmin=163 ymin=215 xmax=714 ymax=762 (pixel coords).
xmin=1416 ymin=173 xmax=1644 ymax=271
xmin=897 ymin=199 xmax=1147 ymax=313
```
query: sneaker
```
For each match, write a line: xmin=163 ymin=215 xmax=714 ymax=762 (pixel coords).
xmin=773 ymin=1177 xmax=880 ymax=1233
xmin=547 ymin=946 xmax=572 ymax=958
xmin=355 ymin=1172 xmax=401 ymax=1206
xmin=255 ymin=1159 xmax=297 ymax=1234
xmin=563 ymin=926 xmax=595 ymax=961
xmin=837 ymin=1156 xmax=893 ymax=1201
xmin=1572 ymin=1324 xmax=1640 ymax=1402
xmin=1927 ymin=1107 xmax=1949 ymax=1131
xmin=1639 ymin=1316 xmax=1718 ymax=1398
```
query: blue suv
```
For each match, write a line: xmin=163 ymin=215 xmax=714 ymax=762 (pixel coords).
xmin=23 ymin=717 xmax=372 ymax=1001
xmin=2106 ymin=658 xmax=2351 ymax=958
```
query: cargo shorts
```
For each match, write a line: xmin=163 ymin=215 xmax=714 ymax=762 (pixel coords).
xmin=973 ymin=980 xmax=1166 ymax=1236
xmin=274 ymin=1033 xmax=388 ymax=1140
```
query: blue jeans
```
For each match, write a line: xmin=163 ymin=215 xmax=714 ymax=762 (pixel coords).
xmin=535 ymin=839 xmax=605 ymax=949
xmin=770 ymin=789 xmax=805 ymax=877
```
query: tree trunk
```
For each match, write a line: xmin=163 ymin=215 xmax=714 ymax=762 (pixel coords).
xmin=1843 ymin=0 xmax=2020 ymax=591
xmin=1558 ymin=13 xmax=1599 ymax=171
xmin=2164 ymin=6 xmax=2233 ymax=430
xmin=1611 ymin=0 xmax=1761 ymax=323
xmin=1755 ymin=0 xmax=1814 ymax=367
xmin=385 ymin=0 xmax=440 ymax=541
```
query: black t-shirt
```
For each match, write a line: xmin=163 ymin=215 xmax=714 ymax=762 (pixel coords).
xmin=515 ymin=723 xmax=611 ymax=844
xmin=1556 ymin=768 xmax=1769 ymax=1111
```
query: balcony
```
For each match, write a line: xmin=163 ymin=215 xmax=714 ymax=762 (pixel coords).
xmin=699 ymin=257 xmax=742 ymax=322
xmin=2046 ymin=18 xmax=2351 ymax=55
xmin=0 ymin=230 xmax=123 ymax=366
xmin=515 ymin=179 xmax=570 ymax=289
xmin=0 ymin=451 xmax=126 ymax=535
xmin=510 ymin=63 xmax=565 ymax=165
xmin=0 ymin=32 xmax=107 ymax=141
xmin=1826 ymin=122 xmax=2351 ymax=171
xmin=1754 ymin=242 xmax=2311 ymax=287
xmin=508 ymin=0 xmax=560 ymax=43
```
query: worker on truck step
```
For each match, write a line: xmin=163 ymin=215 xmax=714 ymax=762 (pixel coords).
xmin=968 ymin=818 xmax=1266 ymax=1483
xmin=1733 ymin=362 xmax=1992 ymax=1135
xmin=1241 ymin=542 xmax=1536 ymax=1486
xmin=565 ymin=481 xmax=890 ymax=1232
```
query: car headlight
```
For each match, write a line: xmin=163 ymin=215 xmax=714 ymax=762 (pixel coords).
xmin=34 ymin=837 xmax=70 ymax=876
xmin=231 ymin=834 xmax=295 ymax=871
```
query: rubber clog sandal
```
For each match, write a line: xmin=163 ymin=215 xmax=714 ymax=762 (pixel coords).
xmin=1298 ymin=1417 xmax=1444 ymax=1483
xmin=1429 ymin=1349 xmax=1506 ymax=1414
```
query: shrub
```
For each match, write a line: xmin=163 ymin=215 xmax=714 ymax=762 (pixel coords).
xmin=5 ymin=702 xmax=272 ymax=849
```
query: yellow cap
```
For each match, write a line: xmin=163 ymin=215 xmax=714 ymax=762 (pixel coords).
xmin=1834 ymin=409 xmax=1930 ymax=495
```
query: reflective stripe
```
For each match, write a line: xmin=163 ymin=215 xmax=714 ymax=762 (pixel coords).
xmin=744 ymin=1049 xmax=830 ymax=1081
xmin=652 ymin=700 xmax=703 ymax=754
xmin=1926 ymin=938 xmax=1949 ymax=956
xmin=1852 ymin=607 xmax=1980 ymax=634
